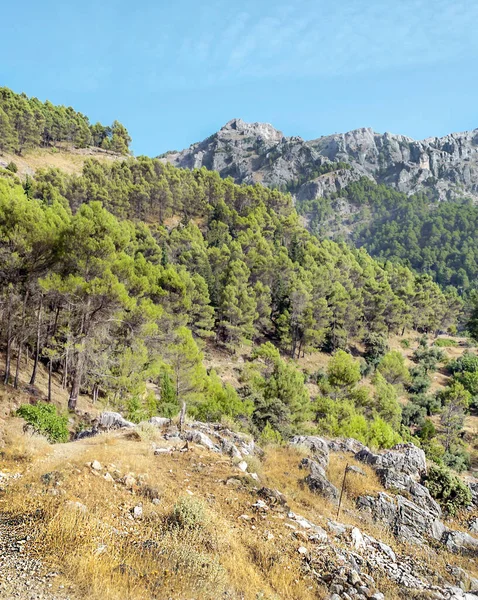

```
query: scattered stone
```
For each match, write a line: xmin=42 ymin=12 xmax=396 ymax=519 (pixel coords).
xmin=237 ymin=460 xmax=248 ymax=472
xmin=91 ymin=460 xmax=102 ymax=471
xmin=297 ymin=546 xmax=308 ymax=555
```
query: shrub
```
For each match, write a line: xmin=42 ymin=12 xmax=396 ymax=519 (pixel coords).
xmin=424 ymin=464 xmax=471 ymax=515
xmin=400 ymin=339 xmax=410 ymax=349
xmin=171 ymin=496 xmax=211 ymax=530
xmin=6 ymin=161 xmax=18 ymax=173
xmin=401 ymin=401 xmax=426 ymax=428
xmin=377 ymin=351 xmax=410 ymax=385
xmin=412 ymin=344 xmax=445 ymax=373
xmin=17 ymin=402 xmax=69 ymax=443
xmin=407 ymin=367 xmax=431 ymax=394
xmin=363 ymin=332 xmax=389 ymax=366
xmin=443 ymin=444 xmax=471 ymax=473
xmin=448 ymin=351 xmax=478 ymax=374
xmin=259 ymin=422 xmax=283 ymax=446
xmin=434 ymin=338 xmax=458 ymax=348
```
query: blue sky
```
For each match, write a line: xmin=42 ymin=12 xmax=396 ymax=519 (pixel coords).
xmin=1 ymin=0 xmax=477 ymax=155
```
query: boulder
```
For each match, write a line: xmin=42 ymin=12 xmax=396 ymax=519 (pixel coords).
xmin=290 ymin=435 xmax=329 ymax=469
xmin=98 ymin=412 xmax=135 ymax=430
xmin=355 ymin=443 xmax=426 ymax=481
xmin=149 ymin=417 xmax=170 ymax=427
xmin=327 ymin=438 xmax=365 ymax=454
xmin=300 ymin=458 xmax=338 ymax=503
xmin=443 ymin=531 xmax=478 ymax=556
xmin=184 ymin=430 xmax=216 ymax=451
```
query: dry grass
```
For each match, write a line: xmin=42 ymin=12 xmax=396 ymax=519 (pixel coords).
xmin=0 ymin=425 xmax=476 ymax=600
xmin=1 ymin=146 xmax=124 ymax=178
xmin=0 ymin=430 xmax=329 ymax=599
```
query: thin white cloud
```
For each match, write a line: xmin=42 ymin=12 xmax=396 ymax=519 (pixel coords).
xmin=140 ymin=0 xmax=478 ymax=89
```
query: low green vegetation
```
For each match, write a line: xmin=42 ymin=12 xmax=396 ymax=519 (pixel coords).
xmin=424 ymin=463 xmax=472 ymax=515
xmin=16 ymin=402 xmax=69 ymax=443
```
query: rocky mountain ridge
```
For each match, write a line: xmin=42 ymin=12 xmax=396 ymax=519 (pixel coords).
xmin=162 ymin=118 xmax=478 ymax=202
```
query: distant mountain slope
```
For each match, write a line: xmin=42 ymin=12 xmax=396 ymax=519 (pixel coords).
xmin=162 ymin=118 xmax=478 ymax=202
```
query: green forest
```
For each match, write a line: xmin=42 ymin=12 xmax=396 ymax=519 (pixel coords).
xmin=301 ymin=177 xmax=478 ymax=292
xmin=0 ymin=89 xmax=476 ymax=475
xmin=0 ymin=87 xmax=131 ymax=155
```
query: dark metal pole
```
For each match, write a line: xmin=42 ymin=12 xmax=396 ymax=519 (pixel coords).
xmin=336 ymin=463 xmax=349 ymax=520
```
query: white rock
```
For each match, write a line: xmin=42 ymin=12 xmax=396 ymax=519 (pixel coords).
xmin=351 ymin=526 xmax=366 ymax=550
xmin=237 ymin=460 xmax=248 ymax=472
xmin=297 ymin=546 xmax=308 ymax=555
xmin=132 ymin=505 xmax=143 ymax=519
xmin=91 ymin=460 xmax=102 ymax=471
xmin=65 ymin=500 xmax=88 ymax=513
xmin=154 ymin=447 xmax=171 ymax=455
xmin=104 ymin=472 xmax=114 ymax=483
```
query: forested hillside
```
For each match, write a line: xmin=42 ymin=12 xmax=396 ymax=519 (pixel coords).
xmin=301 ymin=178 xmax=478 ymax=292
xmin=0 ymin=86 xmax=131 ymax=154
xmin=1 ymin=155 xmax=469 ymax=456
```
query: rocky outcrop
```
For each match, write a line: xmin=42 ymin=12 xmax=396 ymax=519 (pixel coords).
xmin=290 ymin=435 xmax=329 ymax=469
xmin=300 ymin=457 xmax=339 ymax=503
xmin=162 ymin=119 xmax=478 ymax=202
xmin=357 ymin=492 xmax=445 ymax=545
xmin=443 ymin=531 xmax=478 ymax=557
xmin=97 ymin=412 xmax=135 ymax=430
xmin=355 ymin=443 xmax=427 ymax=480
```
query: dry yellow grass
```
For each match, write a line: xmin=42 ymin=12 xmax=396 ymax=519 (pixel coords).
xmin=1 ymin=146 xmax=124 ymax=178
xmin=1 ymin=430 xmax=329 ymax=600
xmin=1 ymin=426 xmax=476 ymax=600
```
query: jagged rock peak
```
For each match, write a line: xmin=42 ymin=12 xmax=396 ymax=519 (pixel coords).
xmin=219 ymin=118 xmax=284 ymax=142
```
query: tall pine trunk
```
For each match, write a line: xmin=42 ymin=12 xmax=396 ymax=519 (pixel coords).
xmin=68 ymin=351 xmax=83 ymax=411
xmin=14 ymin=290 xmax=29 ymax=389
xmin=30 ymin=296 xmax=43 ymax=385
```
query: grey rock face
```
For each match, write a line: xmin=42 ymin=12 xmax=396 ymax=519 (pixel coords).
xmin=355 ymin=443 xmax=427 ymax=481
xmin=327 ymin=438 xmax=365 ymax=454
xmin=443 ymin=531 xmax=478 ymax=557
xmin=290 ymin=435 xmax=329 ymax=469
xmin=356 ymin=492 xmax=445 ymax=544
xmin=300 ymin=457 xmax=339 ymax=503
xmin=467 ymin=479 xmax=478 ymax=507
xmin=98 ymin=411 xmax=135 ymax=430
xmin=162 ymin=120 xmax=478 ymax=201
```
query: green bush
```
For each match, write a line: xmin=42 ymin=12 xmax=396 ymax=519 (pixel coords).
xmin=6 ymin=161 xmax=18 ymax=173
xmin=424 ymin=464 xmax=471 ymax=515
xmin=17 ymin=402 xmax=69 ymax=443
xmin=171 ymin=496 xmax=211 ymax=530
xmin=434 ymin=338 xmax=458 ymax=348
xmin=448 ymin=351 xmax=478 ymax=374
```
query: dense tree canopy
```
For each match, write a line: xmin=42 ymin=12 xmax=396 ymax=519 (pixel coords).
xmin=0 ymin=87 xmax=131 ymax=155
xmin=300 ymin=177 xmax=478 ymax=292
xmin=0 ymin=154 xmax=467 ymax=450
